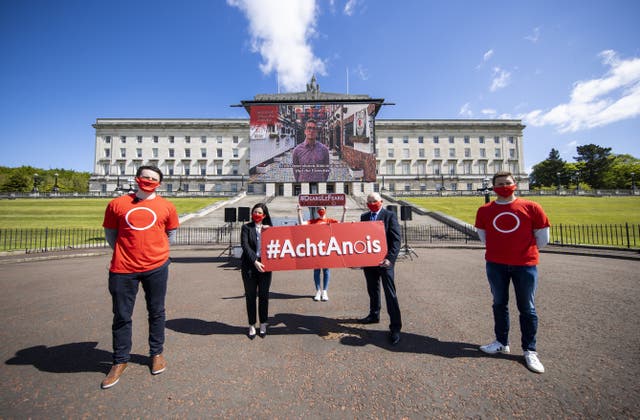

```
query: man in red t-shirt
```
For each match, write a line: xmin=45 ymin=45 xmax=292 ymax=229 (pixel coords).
xmin=296 ymin=204 xmax=347 ymax=301
xmin=100 ymin=166 xmax=179 ymax=389
xmin=475 ymin=171 xmax=550 ymax=374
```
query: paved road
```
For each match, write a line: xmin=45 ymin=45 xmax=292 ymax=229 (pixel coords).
xmin=1 ymin=246 xmax=638 ymax=418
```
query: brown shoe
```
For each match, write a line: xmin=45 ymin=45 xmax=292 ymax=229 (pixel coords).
xmin=151 ymin=354 xmax=166 ymax=375
xmin=101 ymin=363 xmax=127 ymax=389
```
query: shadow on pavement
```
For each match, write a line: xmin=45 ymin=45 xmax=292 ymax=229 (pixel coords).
xmin=4 ymin=342 xmax=148 ymax=374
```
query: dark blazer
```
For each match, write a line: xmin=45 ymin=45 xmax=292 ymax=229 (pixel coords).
xmin=240 ymin=222 xmax=261 ymax=269
xmin=361 ymin=208 xmax=402 ymax=264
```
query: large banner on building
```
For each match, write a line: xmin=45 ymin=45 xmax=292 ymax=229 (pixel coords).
xmin=261 ymin=222 xmax=387 ymax=271
xmin=248 ymin=102 xmax=378 ymax=183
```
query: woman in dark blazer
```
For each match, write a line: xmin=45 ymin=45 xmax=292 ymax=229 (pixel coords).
xmin=240 ymin=203 xmax=273 ymax=338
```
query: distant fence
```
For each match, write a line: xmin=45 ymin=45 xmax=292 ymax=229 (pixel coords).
xmin=1 ymin=224 xmax=638 ymax=254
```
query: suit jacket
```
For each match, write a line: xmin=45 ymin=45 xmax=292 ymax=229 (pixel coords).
xmin=240 ymin=222 xmax=261 ymax=269
xmin=361 ymin=208 xmax=402 ymax=264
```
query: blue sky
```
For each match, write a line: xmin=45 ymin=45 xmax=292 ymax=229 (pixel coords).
xmin=1 ymin=0 xmax=639 ymax=173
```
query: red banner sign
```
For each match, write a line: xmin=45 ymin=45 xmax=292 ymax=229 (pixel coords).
xmin=261 ymin=222 xmax=387 ymax=271
xmin=298 ymin=193 xmax=346 ymax=207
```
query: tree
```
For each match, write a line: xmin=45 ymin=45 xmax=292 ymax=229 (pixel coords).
xmin=603 ymin=154 xmax=640 ymax=189
xmin=574 ymin=144 xmax=613 ymax=189
xmin=529 ymin=148 xmax=569 ymax=188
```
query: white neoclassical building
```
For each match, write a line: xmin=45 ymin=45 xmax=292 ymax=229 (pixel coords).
xmin=90 ymin=85 xmax=527 ymax=196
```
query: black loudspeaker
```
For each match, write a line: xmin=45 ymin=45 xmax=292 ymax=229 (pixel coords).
xmin=237 ymin=207 xmax=250 ymax=222
xmin=224 ymin=208 xmax=237 ymax=223
xmin=386 ymin=205 xmax=397 ymax=217
xmin=400 ymin=205 xmax=412 ymax=221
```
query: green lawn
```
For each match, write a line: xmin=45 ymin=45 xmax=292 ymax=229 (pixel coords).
xmin=0 ymin=197 xmax=225 ymax=229
xmin=402 ymin=195 xmax=640 ymax=226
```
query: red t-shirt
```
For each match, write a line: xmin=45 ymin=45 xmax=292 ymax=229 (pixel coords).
xmin=475 ymin=198 xmax=550 ymax=266
xmin=103 ymin=194 xmax=179 ymax=273
xmin=307 ymin=217 xmax=339 ymax=225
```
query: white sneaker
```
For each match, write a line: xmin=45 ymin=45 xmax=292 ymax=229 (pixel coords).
xmin=321 ymin=290 xmax=329 ymax=301
xmin=524 ymin=350 xmax=545 ymax=373
xmin=479 ymin=340 xmax=511 ymax=355
xmin=313 ymin=290 xmax=322 ymax=301
xmin=259 ymin=323 xmax=268 ymax=337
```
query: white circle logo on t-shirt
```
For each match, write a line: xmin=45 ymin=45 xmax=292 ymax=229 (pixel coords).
xmin=492 ymin=211 xmax=520 ymax=234
xmin=125 ymin=207 xmax=157 ymax=231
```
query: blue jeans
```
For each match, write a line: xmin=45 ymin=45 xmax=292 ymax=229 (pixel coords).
xmin=486 ymin=262 xmax=538 ymax=351
xmin=108 ymin=260 xmax=169 ymax=364
xmin=314 ymin=268 xmax=330 ymax=290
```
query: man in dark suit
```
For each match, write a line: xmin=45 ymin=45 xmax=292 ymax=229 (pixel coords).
xmin=359 ymin=192 xmax=403 ymax=345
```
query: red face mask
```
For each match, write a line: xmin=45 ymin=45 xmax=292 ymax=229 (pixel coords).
xmin=367 ymin=201 xmax=382 ymax=213
xmin=252 ymin=213 xmax=265 ymax=223
xmin=493 ymin=184 xmax=517 ymax=198
xmin=317 ymin=209 xmax=326 ymax=217
xmin=136 ymin=177 xmax=160 ymax=192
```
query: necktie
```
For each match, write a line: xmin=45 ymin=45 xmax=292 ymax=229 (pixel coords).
xmin=371 ymin=212 xmax=376 ymax=221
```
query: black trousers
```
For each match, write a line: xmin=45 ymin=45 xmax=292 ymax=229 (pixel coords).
xmin=363 ymin=265 xmax=402 ymax=332
xmin=241 ymin=265 xmax=272 ymax=325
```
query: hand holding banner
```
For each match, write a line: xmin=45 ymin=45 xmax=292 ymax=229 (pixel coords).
xmin=261 ymin=221 xmax=388 ymax=271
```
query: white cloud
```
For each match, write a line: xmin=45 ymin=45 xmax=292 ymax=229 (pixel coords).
xmin=228 ymin=0 xmax=326 ymax=92
xmin=524 ymin=27 xmax=541 ymax=43
xmin=476 ymin=49 xmax=494 ymax=69
xmin=524 ymin=50 xmax=640 ymax=132
xmin=481 ymin=109 xmax=497 ymax=116
xmin=352 ymin=64 xmax=369 ymax=81
xmin=490 ymin=67 xmax=511 ymax=91
xmin=344 ymin=0 xmax=361 ymax=16
xmin=459 ymin=103 xmax=473 ymax=117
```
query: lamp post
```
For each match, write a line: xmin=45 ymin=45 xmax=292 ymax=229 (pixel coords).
xmin=632 ymin=172 xmax=636 ymax=194
xmin=477 ymin=177 xmax=492 ymax=204
xmin=556 ymin=172 xmax=561 ymax=194
xmin=575 ymin=171 xmax=580 ymax=194
xmin=115 ymin=176 xmax=122 ymax=193
xmin=381 ymin=175 xmax=385 ymax=191
xmin=32 ymin=173 xmax=39 ymax=193
xmin=127 ymin=177 xmax=134 ymax=192
xmin=53 ymin=173 xmax=59 ymax=193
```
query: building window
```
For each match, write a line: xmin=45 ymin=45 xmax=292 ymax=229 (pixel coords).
xmin=494 ymin=161 xmax=503 ymax=172
xmin=233 ymin=136 xmax=239 ymax=143
xmin=402 ymin=136 xmax=409 ymax=144
xmin=201 ymin=148 xmax=207 ymax=158
xmin=231 ymin=163 xmax=239 ymax=175
xmin=102 ymin=164 xmax=109 ymax=175
xmin=402 ymin=162 xmax=410 ymax=175
xmin=434 ymin=148 xmax=440 ymax=158
xmin=467 ymin=183 xmax=473 ymax=191
xmin=464 ymin=136 xmax=470 ymax=144
xmin=185 ymin=148 xmax=191 ymax=158
xmin=217 ymin=148 xmax=223 ymax=158
xmin=479 ymin=148 xmax=486 ymax=158
xmin=152 ymin=148 xmax=158 ymax=158
xmin=120 ymin=136 xmax=126 ymax=143
xmin=387 ymin=149 xmax=394 ymax=158
xmin=449 ymin=163 xmax=456 ymax=175
xmin=137 ymin=136 xmax=142 ymax=143
xmin=404 ymin=184 xmax=411 ymax=191
xmin=479 ymin=162 xmax=487 ymax=175
xmin=418 ymin=149 xmax=425 ymax=158
xmin=166 ymin=184 xmax=173 ymax=193
xmin=449 ymin=148 xmax=456 ymax=158
xmin=169 ymin=136 xmax=174 ymax=143
xmin=433 ymin=164 xmax=441 ymax=175
xmin=136 ymin=148 xmax=142 ymax=158
xmin=104 ymin=148 xmax=110 ymax=158
xmin=232 ymin=148 xmax=239 ymax=158
xmin=479 ymin=136 xmax=485 ymax=144
xmin=166 ymin=162 xmax=174 ymax=176
xmin=449 ymin=136 xmax=454 ymax=144
xmin=200 ymin=164 xmax=206 ymax=176
xmin=494 ymin=136 xmax=500 ymax=144
xmin=463 ymin=161 xmax=472 ymax=174
xmin=101 ymin=184 xmax=107 ymax=193
xmin=433 ymin=136 xmax=439 ymax=144
xmin=418 ymin=136 xmax=424 ymax=144
xmin=168 ymin=148 xmax=175 ymax=158
xmin=184 ymin=166 xmax=191 ymax=176
xmin=120 ymin=148 xmax=126 ymax=158
xmin=199 ymin=184 xmax=205 ymax=192
xmin=217 ymin=136 xmax=223 ymax=143
xmin=182 ymin=183 xmax=189 ymax=192
xmin=402 ymin=148 xmax=410 ymax=158
xmin=184 ymin=136 xmax=190 ymax=143
xmin=387 ymin=136 xmax=393 ymax=144
xmin=508 ymin=136 xmax=515 ymax=144
xmin=216 ymin=164 xmax=222 ymax=175
xmin=464 ymin=147 xmax=471 ymax=158
xmin=201 ymin=136 xmax=207 ymax=143
xmin=495 ymin=148 xmax=501 ymax=158
xmin=417 ymin=162 xmax=426 ymax=175
xmin=509 ymin=148 xmax=516 ymax=159
xmin=119 ymin=163 xmax=125 ymax=175
xmin=153 ymin=136 xmax=159 ymax=143
xmin=386 ymin=161 xmax=395 ymax=175
xmin=104 ymin=136 xmax=111 ymax=143
xmin=450 ymin=183 xmax=458 ymax=191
